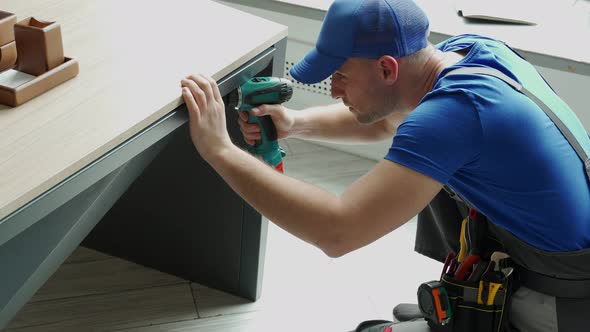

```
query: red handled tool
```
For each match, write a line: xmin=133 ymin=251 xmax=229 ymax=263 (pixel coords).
xmin=454 ymin=254 xmax=481 ymax=281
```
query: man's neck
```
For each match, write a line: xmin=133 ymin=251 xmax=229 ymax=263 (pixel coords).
xmin=400 ymin=46 xmax=465 ymax=110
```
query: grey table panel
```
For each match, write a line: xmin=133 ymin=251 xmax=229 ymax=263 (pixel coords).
xmin=83 ymin=125 xmax=248 ymax=295
xmin=0 ymin=38 xmax=287 ymax=329
xmin=84 ymin=39 xmax=286 ymax=301
xmin=0 ymin=108 xmax=187 ymax=249
xmin=0 ymin=137 xmax=170 ymax=329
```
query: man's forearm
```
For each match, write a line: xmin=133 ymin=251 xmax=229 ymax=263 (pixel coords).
xmin=288 ymin=102 xmax=397 ymax=144
xmin=207 ymin=144 xmax=347 ymax=256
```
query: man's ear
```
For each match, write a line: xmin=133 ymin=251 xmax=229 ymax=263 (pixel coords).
xmin=377 ymin=56 xmax=398 ymax=84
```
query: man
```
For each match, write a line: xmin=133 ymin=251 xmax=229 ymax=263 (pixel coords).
xmin=180 ymin=0 xmax=590 ymax=331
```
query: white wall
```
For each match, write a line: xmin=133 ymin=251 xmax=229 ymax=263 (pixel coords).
xmin=219 ymin=1 xmax=590 ymax=161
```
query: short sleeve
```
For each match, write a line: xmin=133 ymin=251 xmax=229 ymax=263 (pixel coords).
xmin=385 ymin=90 xmax=482 ymax=184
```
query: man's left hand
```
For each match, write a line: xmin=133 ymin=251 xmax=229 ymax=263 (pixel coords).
xmin=181 ymin=74 xmax=233 ymax=161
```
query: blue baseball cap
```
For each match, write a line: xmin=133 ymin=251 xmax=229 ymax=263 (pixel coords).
xmin=290 ymin=0 xmax=430 ymax=84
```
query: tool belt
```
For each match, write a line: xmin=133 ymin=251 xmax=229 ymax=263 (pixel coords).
xmin=417 ymin=209 xmax=518 ymax=332
xmin=418 ymin=192 xmax=590 ymax=332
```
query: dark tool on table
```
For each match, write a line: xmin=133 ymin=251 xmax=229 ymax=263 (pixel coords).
xmin=226 ymin=77 xmax=293 ymax=173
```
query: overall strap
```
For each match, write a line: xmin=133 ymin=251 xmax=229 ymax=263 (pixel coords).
xmin=441 ymin=67 xmax=590 ymax=299
xmin=441 ymin=66 xmax=590 ymax=183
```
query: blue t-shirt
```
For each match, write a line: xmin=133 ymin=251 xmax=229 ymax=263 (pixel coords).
xmin=385 ymin=34 xmax=590 ymax=251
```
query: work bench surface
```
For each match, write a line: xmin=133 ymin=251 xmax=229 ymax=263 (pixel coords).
xmin=0 ymin=0 xmax=287 ymax=221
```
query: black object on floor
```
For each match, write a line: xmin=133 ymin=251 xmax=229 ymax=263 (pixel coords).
xmin=393 ymin=303 xmax=425 ymax=322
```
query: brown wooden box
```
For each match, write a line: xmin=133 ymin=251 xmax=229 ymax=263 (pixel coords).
xmin=15 ymin=17 xmax=64 ymax=76
xmin=0 ymin=41 xmax=16 ymax=72
xmin=0 ymin=10 xmax=16 ymax=72
xmin=0 ymin=57 xmax=79 ymax=107
xmin=0 ymin=10 xmax=16 ymax=45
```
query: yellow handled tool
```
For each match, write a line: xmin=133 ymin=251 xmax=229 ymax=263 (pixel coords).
xmin=457 ymin=217 xmax=468 ymax=263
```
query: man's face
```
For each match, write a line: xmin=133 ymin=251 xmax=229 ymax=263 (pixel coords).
xmin=330 ymin=58 xmax=399 ymax=124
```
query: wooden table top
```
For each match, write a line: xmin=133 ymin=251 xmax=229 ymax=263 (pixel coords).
xmin=0 ymin=0 xmax=287 ymax=220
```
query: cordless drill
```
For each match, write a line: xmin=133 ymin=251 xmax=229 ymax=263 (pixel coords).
xmin=226 ymin=77 xmax=293 ymax=173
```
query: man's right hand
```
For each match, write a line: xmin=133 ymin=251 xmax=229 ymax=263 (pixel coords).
xmin=238 ymin=104 xmax=295 ymax=145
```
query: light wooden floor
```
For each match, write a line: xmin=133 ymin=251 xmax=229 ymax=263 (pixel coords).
xmin=6 ymin=139 xmax=441 ymax=332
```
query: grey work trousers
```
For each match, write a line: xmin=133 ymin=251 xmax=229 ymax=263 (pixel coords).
xmin=383 ymin=287 xmax=560 ymax=332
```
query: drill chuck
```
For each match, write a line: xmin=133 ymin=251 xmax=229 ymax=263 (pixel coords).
xmin=226 ymin=87 xmax=242 ymax=110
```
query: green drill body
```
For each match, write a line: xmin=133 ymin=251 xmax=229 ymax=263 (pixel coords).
xmin=226 ymin=77 xmax=293 ymax=171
